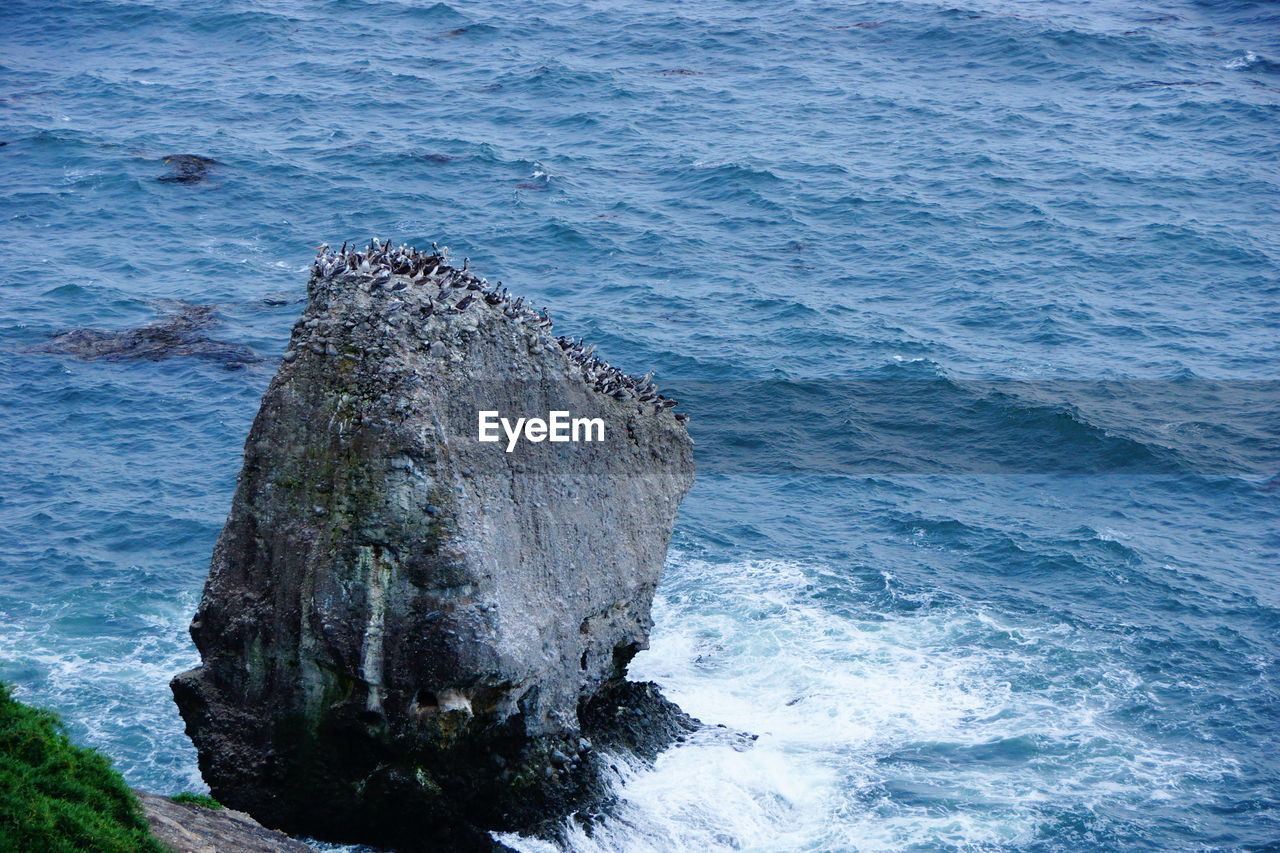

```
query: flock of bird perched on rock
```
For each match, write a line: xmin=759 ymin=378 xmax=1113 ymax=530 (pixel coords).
xmin=310 ymin=238 xmax=687 ymax=422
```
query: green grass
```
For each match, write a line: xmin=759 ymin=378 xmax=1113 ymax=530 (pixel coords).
xmin=169 ymin=792 xmax=221 ymax=810
xmin=0 ymin=682 xmax=168 ymax=853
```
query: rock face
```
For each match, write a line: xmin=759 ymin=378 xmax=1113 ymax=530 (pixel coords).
xmin=135 ymin=791 xmax=314 ymax=853
xmin=172 ymin=241 xmax=695 ymax=851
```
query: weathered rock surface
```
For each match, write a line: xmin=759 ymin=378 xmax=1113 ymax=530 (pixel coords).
xmin=172 ymin=241 xmax=695 ymax=851
xmin=135 ymin=791 xmax=314 ymax=852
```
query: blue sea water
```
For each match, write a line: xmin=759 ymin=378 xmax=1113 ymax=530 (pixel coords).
xmin=1 ymin=0 xmax=1278 ymax=850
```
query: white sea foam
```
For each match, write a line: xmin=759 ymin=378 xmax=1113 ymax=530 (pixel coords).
xmin=1224 ymin=51 xmax=1259 ymax=70
xmin=0 ymin=590 xmax=204 ymax=792
xmin=1 ymin=552 xmax=1227 ymax=849
xmin=500 ymin=556 xmax=1227 ymax=852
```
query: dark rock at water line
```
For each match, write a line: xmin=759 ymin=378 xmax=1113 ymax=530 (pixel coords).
xmin=157 ymin=154 xmax=219 ymax=183
xmin=32 ymin=304 xmax=260 ymax=368
xmin=580 ymin=680 xmax=699 ymax=762
xmin=172 ymin=240 xmax=697 ymax=850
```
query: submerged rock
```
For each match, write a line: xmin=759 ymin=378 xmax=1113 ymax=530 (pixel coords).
xmin=158 ymin=154 xmax=219 ymax=184
xmin=172 ymin=241 xmax=695 ymax=850
xmin=33 ymin=305 xmax=259 ymax=368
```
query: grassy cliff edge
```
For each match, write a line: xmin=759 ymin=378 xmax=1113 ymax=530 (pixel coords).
xmin=0 ymin=682 xmax=168 ymax=853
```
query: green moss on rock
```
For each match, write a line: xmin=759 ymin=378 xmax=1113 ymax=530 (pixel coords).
xmin=169 ymin=792 xmax=222 ymax=810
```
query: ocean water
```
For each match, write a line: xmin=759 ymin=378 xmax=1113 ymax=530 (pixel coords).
xmin=1 ymin=0 xmax=1278 ymax=850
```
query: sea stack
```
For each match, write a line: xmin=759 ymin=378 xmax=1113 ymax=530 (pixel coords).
xmin=171 ymin=242 xmax=696 ymax=850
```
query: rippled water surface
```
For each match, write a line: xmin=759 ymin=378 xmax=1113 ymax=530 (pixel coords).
xmin=2 ymin=0 xmax=1278 ymax=850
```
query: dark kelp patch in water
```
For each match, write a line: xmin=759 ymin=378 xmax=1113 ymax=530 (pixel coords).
xmin=157 ymin=154 xmax=219 ymax=184
xmin=32 ymin=305 xmax=260 ymax=368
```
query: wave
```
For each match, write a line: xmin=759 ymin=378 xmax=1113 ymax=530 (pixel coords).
xmin=666 ymin=364 xmax=1280 ymax=476
xmin=1224 ymin=51 xmax=1280 ymax=74
xmin=0 ymin=588 xmax=203 ymax=792
xmin=499 ymin=555 xmax=1245 ymax=852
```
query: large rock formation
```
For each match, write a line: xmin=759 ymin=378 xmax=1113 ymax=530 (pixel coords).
xmin=172 ymin=241 xmax=695 ymax=851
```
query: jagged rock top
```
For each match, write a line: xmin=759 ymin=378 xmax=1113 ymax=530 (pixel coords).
xmin=301 ymin=238 xmax=687 ymax=423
